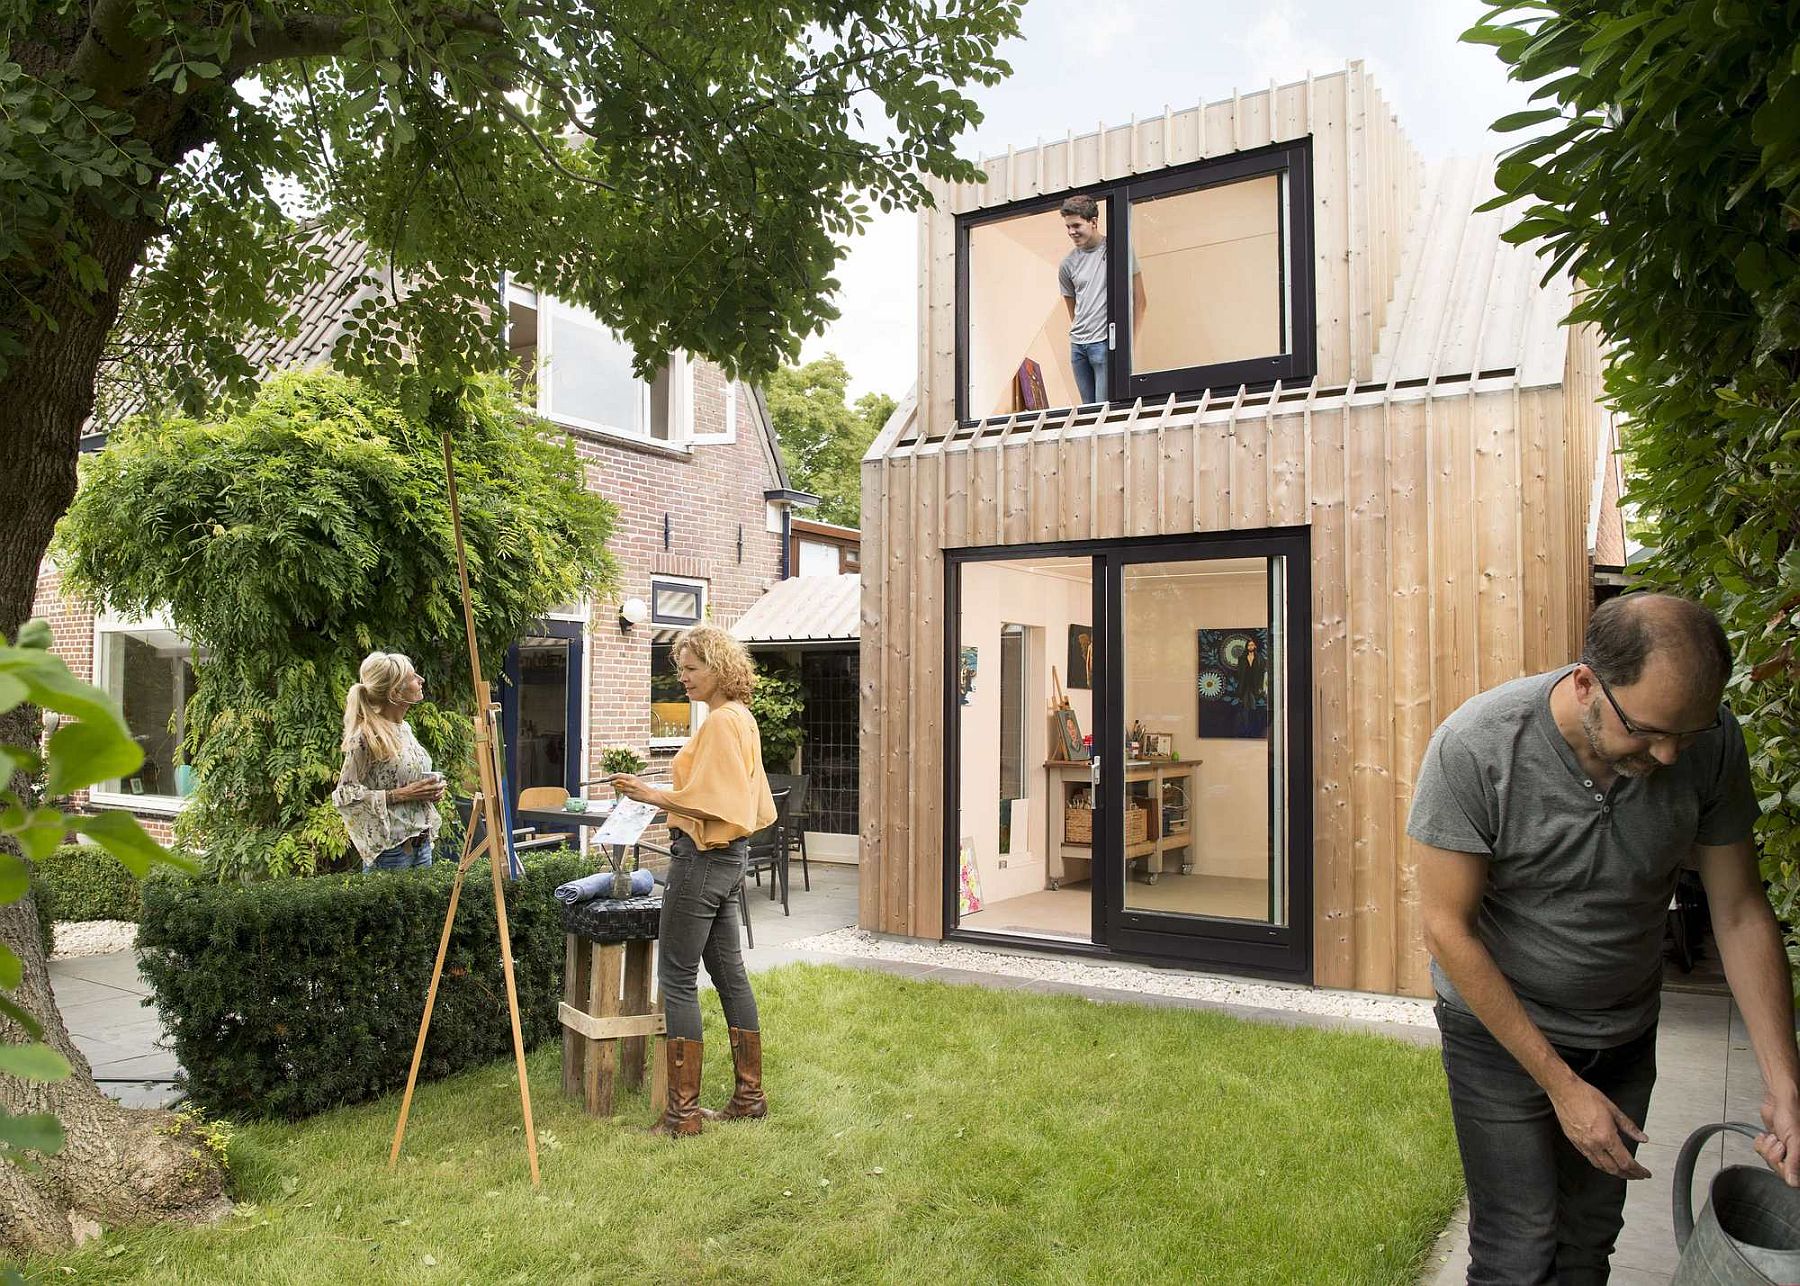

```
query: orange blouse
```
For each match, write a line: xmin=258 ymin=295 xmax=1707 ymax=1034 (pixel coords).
xmin=663 ymin=702 xmax=777 ymax=848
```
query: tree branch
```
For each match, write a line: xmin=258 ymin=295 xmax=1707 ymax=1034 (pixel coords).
xmin=229 ymin=9 xmax=510 ymax=78
xmin=68 ymin=0 xmax=156 ymax=97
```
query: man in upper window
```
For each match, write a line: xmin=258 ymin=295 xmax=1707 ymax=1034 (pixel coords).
xmin=1411 ymin=592 xmax=1800 ymax=1283
xmin=1058 ymin=195 xmax=1145 ymax=406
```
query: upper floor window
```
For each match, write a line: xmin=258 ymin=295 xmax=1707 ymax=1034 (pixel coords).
xmin=958 ymin=140 xmax=1314 ymax=421
xmin=506 ymin=283 xmax=691 ymax=443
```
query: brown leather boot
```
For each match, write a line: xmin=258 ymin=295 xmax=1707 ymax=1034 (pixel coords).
xmin=649 ymin=1037 xmax=704 ymax=1137
xmin=701 ymin=1027 xmax=767 ymax=1121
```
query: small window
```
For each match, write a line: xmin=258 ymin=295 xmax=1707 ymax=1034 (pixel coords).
xmin=650 ymin=577 xmax=705 ymax=627
xmin=92 ymin=616 xmax=202 ymax=810
xmin=797 ymin=540 xmax=841 ymax=577
xmin=507 ymin=284 xmax=688 ymax=442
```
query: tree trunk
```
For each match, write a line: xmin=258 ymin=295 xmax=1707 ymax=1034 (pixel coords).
xmin=0 ymin=198 xmax=232 ymax=1254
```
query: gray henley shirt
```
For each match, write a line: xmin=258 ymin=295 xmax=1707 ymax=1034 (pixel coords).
xmin=1406 ymin=665 xmax=1759 ymax=1046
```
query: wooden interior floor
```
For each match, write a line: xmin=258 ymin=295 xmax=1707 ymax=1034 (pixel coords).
xmin=959 ymin=874 xmax=1274 ymax=941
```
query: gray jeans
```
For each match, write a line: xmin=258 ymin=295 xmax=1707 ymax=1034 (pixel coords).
xmin=658 ymin=833 xmax=758 ymax=1042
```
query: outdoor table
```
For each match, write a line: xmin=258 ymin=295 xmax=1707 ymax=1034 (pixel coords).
xmin=513 ymin=801 xmax=666 ymax=862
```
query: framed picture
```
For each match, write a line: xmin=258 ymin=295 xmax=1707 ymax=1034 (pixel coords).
xmin=958 ymin=646 xmax=979 ymax=705
xmin=1067 ymin=624 xmax=1094 ymax=690
xmin=1197 ymin=628 xmax=1271 ymax=739
xmin=957 ymin=837 xmax=984 ymax=915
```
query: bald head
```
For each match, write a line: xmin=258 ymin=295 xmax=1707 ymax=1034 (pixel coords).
xmin=1582 ymin=593 xmax=1732 ymax=695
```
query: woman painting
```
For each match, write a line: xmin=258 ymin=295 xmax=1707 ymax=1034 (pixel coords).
xmin=332 ymin=652 xmax=446 ymax=872
xmin=611 ymin=624 xmax=776 ymax=1137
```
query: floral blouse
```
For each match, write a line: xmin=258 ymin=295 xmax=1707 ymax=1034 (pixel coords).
xmin=332 ymin=722 xmax=442 ymax=864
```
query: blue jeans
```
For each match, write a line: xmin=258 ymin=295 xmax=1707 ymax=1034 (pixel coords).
xmin=366 ymin=835 xmax=434 ymax=872
xmin=1069 ymin=340 xmax=1109 ymax=405
xmin=1437 ymin=1001 xmax=1658 ymax=1284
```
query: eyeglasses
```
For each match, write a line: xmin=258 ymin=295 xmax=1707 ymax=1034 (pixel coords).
xmin=1583 ymin=663 xmax=1722 ymax=742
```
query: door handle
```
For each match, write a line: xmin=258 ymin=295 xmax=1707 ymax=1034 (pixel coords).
xmin=1089 ymin=755 xmax=1101 ymax=791
xmin=1107 ymin=322 xmax=1117 ymax=351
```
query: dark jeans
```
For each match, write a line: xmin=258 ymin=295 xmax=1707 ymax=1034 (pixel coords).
xmin=366 ymin=834 xmax=433 ymax=873
xmin=658 ymin=833 xmax=758 ymax=1042
xmin=1069 ymin=340 xmax=1109 ymax=404
xmin=1436 ymin=1002 xmax=1658 ymax=1285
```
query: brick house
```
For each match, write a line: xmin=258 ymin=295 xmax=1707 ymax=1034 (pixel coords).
xmin=33 ymin=229 xmax=816 ymax=848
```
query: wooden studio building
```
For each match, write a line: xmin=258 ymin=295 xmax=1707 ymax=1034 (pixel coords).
xmin=858 ymin=63 xmax=1628 ymax=995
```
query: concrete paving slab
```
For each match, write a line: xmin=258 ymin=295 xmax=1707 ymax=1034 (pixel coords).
xmin=49 ymin=952 xmax=147 ymax=993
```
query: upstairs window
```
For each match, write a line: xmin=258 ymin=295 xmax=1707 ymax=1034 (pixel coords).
xmin=91 ymin=613 xmax=202 ymax=811
xmin=957 ymin=140 xmax=1314 ymax=420
xmin=507 ymin=283 xmax=686 ymax=442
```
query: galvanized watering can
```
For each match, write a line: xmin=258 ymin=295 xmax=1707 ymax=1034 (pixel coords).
xmin=1673 ymin=1122 xmax=1800 ymax=1285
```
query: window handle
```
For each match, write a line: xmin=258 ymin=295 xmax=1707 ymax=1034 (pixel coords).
xmin=1107 ymin=322 xmax=1117 ymax=351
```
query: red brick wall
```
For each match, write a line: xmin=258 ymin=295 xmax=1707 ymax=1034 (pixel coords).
xmin=31 ymin=360 xmax=788 ymax=834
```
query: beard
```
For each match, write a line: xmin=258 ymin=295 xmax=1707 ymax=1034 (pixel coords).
xmin=1581 ymin=699 xmax=1661 ymax=778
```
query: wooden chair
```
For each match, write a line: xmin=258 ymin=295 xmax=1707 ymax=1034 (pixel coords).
xmin=765 ymin=773 xmax=812 ymax=892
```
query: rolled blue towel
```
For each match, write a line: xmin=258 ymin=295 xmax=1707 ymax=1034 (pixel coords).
xmin=554 ymin=867 xmax=654 ymax=904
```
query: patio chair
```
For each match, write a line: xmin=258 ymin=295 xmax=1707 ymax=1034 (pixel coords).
xmin=631 ymin=836 xmax=760 ymax=951
xmin=516 ymin=785 xmax=575 ymax=849
xmin=765 ymin=773 xmax=812 ymax=892
xmin=744 ymin=788 xmax=794 ymax=918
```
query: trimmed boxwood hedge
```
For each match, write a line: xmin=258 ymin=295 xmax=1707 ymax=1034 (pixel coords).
xmin=138 ymin=851 xmax=584 ymax=1121
xmin=32 ymin=842 xmax=145 ymax=922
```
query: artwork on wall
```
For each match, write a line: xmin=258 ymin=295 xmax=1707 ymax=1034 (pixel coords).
xmin=1197 ymin=628 xmax=1271 ymax=739
xmin=957 ymin=837 xmax=984 ymax=915
xmin=958 ymin=646 xmax=979 ymax=705
xmin=1066 ymin=624 xmax=1094 ymax=689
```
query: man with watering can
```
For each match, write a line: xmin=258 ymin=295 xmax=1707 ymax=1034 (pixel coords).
xmin=1412 ymin=593 xmax=1800 ymax=1283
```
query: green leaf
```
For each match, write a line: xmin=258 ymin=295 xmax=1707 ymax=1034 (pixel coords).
xmin=70 ymin=811 xmax=174 ymax=878
xmin=0 ymin=1110 xmax=64 ymax=1155
xmin=45 ymin=719 xmax=142 ymax=796
xmin=1492 ymin=108 xmax=1562 ymax=133
xmin=12 ymin=621 xmax=50 ymax=650
xmin=0 ymin=672 xmax=25 ymax=717
xmin=8 ymin=810 xmax=65 ymax=864
xmin=0 ymin=996 xmax=43 ymax=1043
xmin=0 ymin=855 xmax=25 ymax=906
xmin=0 ymin=1044 xmax=70 ymax=1084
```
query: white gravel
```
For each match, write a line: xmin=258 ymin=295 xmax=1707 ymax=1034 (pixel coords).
xmin=786 ymin=927 xmax=1438 ymax=1029
xmin=51 ymin=921 xmax=138 ymax=959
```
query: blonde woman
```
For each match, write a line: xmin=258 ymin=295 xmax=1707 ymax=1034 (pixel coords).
xmin=612 ymin=624 xmax=776 ymax=1137
xmin=333 ymin=652 xmax=446 ymax=872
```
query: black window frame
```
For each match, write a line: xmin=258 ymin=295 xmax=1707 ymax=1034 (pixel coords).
xmin=953 ymin=138 xmax=1315 ymax=425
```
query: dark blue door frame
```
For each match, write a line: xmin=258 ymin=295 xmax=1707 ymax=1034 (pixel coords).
xmin=499 ymin=618 xmax=585 ymax=799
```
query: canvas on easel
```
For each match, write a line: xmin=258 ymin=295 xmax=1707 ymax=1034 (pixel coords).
xmin=388 ymin=431 xmax=541 ymax=1187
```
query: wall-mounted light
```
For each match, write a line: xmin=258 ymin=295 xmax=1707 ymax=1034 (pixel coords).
xmin=618 ymin=597 xmax=650 ymax=633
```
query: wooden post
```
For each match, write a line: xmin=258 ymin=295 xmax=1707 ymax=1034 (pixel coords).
xmin=561 ymin=934 xmax=592 ymax=1099
xmin=619 ymin=939 xmax=654 ymax=1091
xmin=583 ymin=943 xmax=625 ymax=1116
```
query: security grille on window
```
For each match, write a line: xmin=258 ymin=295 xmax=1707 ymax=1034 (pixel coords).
xmin=650 ymin=578 xmax=705 ymax=627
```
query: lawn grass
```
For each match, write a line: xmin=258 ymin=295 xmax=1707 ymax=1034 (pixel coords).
xmin=28 ymin=965 xmax=1463 ymax=1284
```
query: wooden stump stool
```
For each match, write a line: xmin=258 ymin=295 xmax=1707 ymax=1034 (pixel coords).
xmin=558 ymin=895 xmax=665 ymax=1117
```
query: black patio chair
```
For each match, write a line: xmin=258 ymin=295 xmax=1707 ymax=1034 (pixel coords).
xmin=744 ymin=788 xmax=794 ymax=918
xmin=765 ymin=773 xmax=812 ymax=892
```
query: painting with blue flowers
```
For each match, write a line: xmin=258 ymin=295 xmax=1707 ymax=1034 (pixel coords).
xmin=1197 ymin=628 xmax=1271 ymax=739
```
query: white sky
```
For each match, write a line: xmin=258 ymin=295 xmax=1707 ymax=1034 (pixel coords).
xmin=798 ymin=0 xmax=1533 ymax=401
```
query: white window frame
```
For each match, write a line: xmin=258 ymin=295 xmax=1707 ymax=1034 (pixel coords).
xmin=689 ymin=376 xmax=738 ymax=446
xmin=507 ymin=281 xmax=694 ymax=449
xmin=648 ymin=577 xmax=709 ymax=747
xmin=89 ymin=608 xmax=198 ymax=815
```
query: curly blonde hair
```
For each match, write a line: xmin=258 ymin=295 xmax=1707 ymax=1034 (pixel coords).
xmin=672 ymin=625 xmax=756 ymax=703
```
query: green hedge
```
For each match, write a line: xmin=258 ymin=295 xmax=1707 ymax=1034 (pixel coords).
xmin=138 ymin=851 xmax=583 ymax=1121
xmin=31 ymin=842 xmax=144 ymax=922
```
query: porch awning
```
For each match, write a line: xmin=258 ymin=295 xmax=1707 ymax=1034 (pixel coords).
xmin=730 ymin=574 xmax=860 ymax=646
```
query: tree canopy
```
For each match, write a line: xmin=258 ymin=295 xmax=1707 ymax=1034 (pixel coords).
xmin=766 ymin=354 xmax=894 ymax=528
xmin=54 ymin=370 xmax=618 ymax=879
xmin=1468 ymin=3 xmax=1800 ymax=964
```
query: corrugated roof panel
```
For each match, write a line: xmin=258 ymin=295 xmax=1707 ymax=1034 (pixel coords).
xmin=730 ymin=574 xmax=861 ymax=644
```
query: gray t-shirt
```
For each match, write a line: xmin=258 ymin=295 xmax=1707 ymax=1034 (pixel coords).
xmin=1058 ymin=239 xmax=1138 ymax=345
xmin=1406 ymin=665 xmax=1759 ymax=1046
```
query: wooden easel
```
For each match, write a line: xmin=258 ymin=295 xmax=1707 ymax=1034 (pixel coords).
xmin=388 ymin=432 xmax=541 ymax=1187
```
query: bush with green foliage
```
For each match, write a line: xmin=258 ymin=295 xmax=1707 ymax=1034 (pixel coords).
xmin=30 ymin=844 xmax=142 ymax=923
xmin=54 ymin=371 xmax=618 ymax=881
xmin=138 ymin=849 xmax=582 ymax=1121
xmin=1468 ymin=4 xmax=1800 ymax=973
xmin=751 ymin=659 xmax=807 ymax=773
